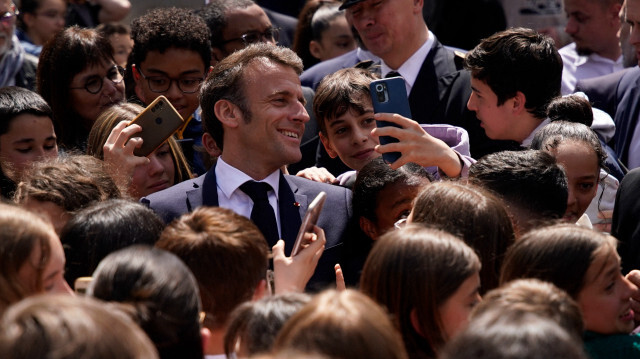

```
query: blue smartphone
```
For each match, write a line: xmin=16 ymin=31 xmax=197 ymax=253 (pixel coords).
xmin=369 ymin=76 xmax=412 ymax=164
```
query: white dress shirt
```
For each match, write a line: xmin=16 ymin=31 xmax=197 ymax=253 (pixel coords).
xmin=380 ymin=30 xmax=435 ymax=96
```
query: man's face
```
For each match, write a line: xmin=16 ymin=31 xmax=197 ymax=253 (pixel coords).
xmin=134 ymin=47 xmax=207 ymax=120
xmin=230 ymin=60 xmax=309 ymax=172
xmin=564 ymin=0 xmax=621 ymax=55
xmin=626 ymin=0 xmax=640 ymax=64
xmin=0 ymin=0 xmax=16 ymax=57
xmin=345 ymin=0 xmax=420 ymax=64
xmin=214 ymin=4 xmax=275 ymax=62
xmin=467 ymin=77 xmax=514 ymax=141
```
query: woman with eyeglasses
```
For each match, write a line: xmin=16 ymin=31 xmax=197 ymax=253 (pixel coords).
xmin=15 ymin=0 xmax=66 ymax=57
xmin=37 ymin=26 xmax=125 ymax=151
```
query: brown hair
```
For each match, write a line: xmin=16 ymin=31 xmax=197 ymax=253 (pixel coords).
xmin=409 ymin=181 xmax=515 ymax=293
xmin=500 ymin=223 xmax=617 ymax=298
xmin=473 ymin=278 xmax=584 ymax=341
xmin=14 ymin=155 xmax=121 ymax=213
xmin=0 ymin=203 xmax=53 ymax=314
xmin=360 ymin=225 xmax=481 ymax=356
xmin=273 ymin=289 xmax=408 ymax=359
xmin=0 ymin=294 xmax=159 ymax=359
xmin=155 ymin=206 xmax=269 ymax=329
xmin=87 ymin=103 xmax=193 ymax=187
xmin=199 ymin=42 xmax=303 ymax=150
xmin=313 ymin=67 xmax=378 ymax=136
xmin=37 ymin=26 xmax=115 ymax=149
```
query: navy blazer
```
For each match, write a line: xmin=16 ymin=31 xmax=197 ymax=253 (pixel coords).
xmin=142 ymin=165 xmax=353 ymax=290
xmin=613 ymin=66 xmax=640 ymax=168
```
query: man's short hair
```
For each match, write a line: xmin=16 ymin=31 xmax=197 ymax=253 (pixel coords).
xmin=199 ymin=42 xmax=303 ymax=150
xmin=131 ymin=7 xmax=211 ymax=70
xmin=468 ymin=150 xmax=568 ymax=227
xmin=155 ymin=206 xmax=270 ymax=329
xmin=313 ymin=67 xmax=378 ymax=136
xmin=464 ymin=27 xmax=562 ymax=119
xmin=0 ymin=87 xmax=52 ymax=135
xmin=198 ymin=0 xmax=256 ymax=48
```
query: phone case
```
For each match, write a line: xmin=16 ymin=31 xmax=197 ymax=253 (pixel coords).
xmin=369 ymin=77 xmax=413 ymax=164
xmin=292 ymin=191 xmax=327 ymax=256
xmin=127 ymin=96 xmax=184 ymax=157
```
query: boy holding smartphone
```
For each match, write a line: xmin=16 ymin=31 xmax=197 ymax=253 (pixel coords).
xmin=303 ymin=67 xmax=473 ymax=186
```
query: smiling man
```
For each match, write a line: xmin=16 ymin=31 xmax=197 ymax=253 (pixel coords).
xmin=142 ymin=43 xmax=353 ymax=290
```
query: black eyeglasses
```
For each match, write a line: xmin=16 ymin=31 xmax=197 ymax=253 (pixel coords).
xmin=69 ymin=65 xmax=124 ymax=94
xmin=222 ymin=27 xmax=280 ymax=46
xmin=137 ymin=67 xmax=204 ymax=94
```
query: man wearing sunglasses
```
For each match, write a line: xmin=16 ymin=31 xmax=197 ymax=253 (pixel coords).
xmin=130 ymin=7 xmax=212 ymax=174
xmin=0 ymin=0 xmax=37 ymax=90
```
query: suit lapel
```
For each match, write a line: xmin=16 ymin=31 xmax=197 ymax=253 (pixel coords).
xmin=616 ymin=75 xmax=640 ymax=164
xmin=279 ymin=174 xmax=304 ymax=254
xmin=186 ymin=162 xmax=219 ymax=209
xmin=409 ymin=38 xmax=459 ymax=124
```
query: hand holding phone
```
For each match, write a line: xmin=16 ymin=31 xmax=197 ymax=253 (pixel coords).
xmin=127 ymin=95 xmax=184 ymax=157
xmin=292 ymin=191 xmax=327 ymax=256
xmin=370 ymin=76 xmax=413 ymax=164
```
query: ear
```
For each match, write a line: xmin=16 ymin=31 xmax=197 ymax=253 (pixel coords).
xmin=319 ymin=132 xmax=339 ymax=159
xmin=410 ymin=308 xmax=426 ymax=337
xmin=309 ymin=40 xmax=323 ymax=60
xmin=511 ymin=91 xmax=527 ymax=115
xmin=214 ymin=99 xmax=244 ymax=128
xmin=252 ymin=279 xmax=268 ymax=301
xmin=412 ymin=0 xmax=423 ymax=14
xmin=202 ymin=132 xmax=222 ymax=157
xmin=132 ymin=64 xmax=146 ymax=103
xmin=359 ymin=216 xmax=378 ymax=240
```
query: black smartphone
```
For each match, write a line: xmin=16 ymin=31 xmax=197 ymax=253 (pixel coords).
xmin=127 ymin=95 xmax=184 ymax=157
xmin=369 ymin=76 xmax=413 ymax=164
xmin=292 ymin=191 xmax=327 ymax=256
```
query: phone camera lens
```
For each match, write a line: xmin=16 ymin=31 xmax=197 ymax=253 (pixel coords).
xmin=375 ymin=84 xmax=384 ymax=92
xmin=155 ymin=117 xmax=162 ymax=125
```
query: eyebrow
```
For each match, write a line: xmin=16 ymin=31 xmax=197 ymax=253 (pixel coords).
xmin=145 ymin=68 xmax=203 ymax=77
xmin=268 ymin=90 xmax=306 ymax=105
xmin=12 ymin=136 xmax=56 ymax=145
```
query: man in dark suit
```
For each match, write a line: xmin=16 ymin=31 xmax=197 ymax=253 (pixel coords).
xmin=142 ymin=43 xmax=352 ymax=290
xmin=339 ymin=0 xmax=517 ymax=159
xmin=612 ymin=167 xmax=640 ymax=273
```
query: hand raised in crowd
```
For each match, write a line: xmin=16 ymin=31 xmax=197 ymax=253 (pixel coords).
xmin=371 ymin=113 xmax=462 ymax=177
xmin=272 ymin=225 xmax=326 ymax=294
xmin=295 ymin=166 xmax=337 ymax=184
xmin=102 ymin=120 xmax=149 ymax=189
xmin=626 ymin=269 xmax=640 ymax=324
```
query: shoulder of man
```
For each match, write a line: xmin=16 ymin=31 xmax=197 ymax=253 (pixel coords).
xmin=141 ymin=175 xmax=207 ymax=223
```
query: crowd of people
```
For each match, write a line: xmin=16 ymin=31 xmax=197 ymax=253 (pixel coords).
xmin=2 ymin=0 xmax=640 ymax=358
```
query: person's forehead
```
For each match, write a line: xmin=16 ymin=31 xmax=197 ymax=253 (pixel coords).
xmin=0 ymin=0 xmax=12 ymax=12
xmin=225 ymin=4 xmax=271 ymax=34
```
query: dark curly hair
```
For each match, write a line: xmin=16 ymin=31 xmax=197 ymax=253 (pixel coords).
xmin=131 ymin=7 xmax=211 ymax=71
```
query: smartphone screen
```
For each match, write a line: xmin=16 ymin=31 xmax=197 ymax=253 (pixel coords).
xmin=369 ymin=77 xmax=413 ymax=164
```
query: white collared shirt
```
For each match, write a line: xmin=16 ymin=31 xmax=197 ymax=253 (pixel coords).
xmin=559 ymin=42 xmax=623 ymax=95
xmin=215 ymin=157 xmax=282 ymax=236
xmin=380 ymin=30 xmax=435 ymax=96
xmin=521 ymin=119 xmax=551 ymax=148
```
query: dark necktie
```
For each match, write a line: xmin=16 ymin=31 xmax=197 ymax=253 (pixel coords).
xmin=386 ymin=71 xmax=401 ymax=78
xmin=240 ymin=181 xmax=279 ymax=246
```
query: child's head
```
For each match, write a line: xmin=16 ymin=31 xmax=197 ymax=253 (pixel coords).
xmin=272 ymin=289 xmax=408 ymax=359
xmin=530 ymin=121 xmax=605 ymax=223
xmin=500 ymin=223 xmax=636 ymax=335
xmin=353 ymin=157 xmax=431 ymax=239
xmin=96 ymin=22 xmax=134 ymax=68
xmin=308 ymin=3 xmax=356 ymax=62
xmin=0 ymin=87 xmax=57 ymax=184
xmin=408 ymin=181 xmax=515 ymax=293
xmin=547 ymin=95 xmax=593 ymax=126
xmin=360 ymin=225 xmax=481 ymax=356
xmin=473 ymin=279 xmax=584 ymax=342
xmin=314 ymin=67 xmax=380 ymax=171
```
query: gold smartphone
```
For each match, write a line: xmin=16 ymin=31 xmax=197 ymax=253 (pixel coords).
xmin=74 ymin=277 xmax=92 ymax=295
xmin=127 ymin=95 xmax=184 ymax=157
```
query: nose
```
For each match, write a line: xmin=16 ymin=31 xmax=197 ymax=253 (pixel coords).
xmin=467 ymin=94 xmax=477 ymax=112
xmin=566 ymin=186 xmax=577 ymax=208
xmin=102 ymin=78 xmax=118 ymax=97
xmin=146 ymin=153 xmax=165 ymax=177
xmin=165 ymin=79 xmax=183 ymax=102
xmin=565 ymin=17 xmax=578 ymax=36
xmin=353 ymin=126 xmax=369 ymax=144
xmin=621 ymin=275 xmax=637 ymax=300
xmin=292 ymin=100 xmax=310 ymax=124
